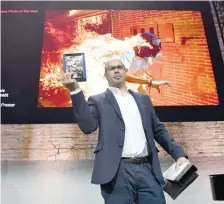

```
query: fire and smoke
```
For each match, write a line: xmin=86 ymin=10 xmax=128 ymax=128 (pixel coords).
xmin=38 ymin=12 xmax=156 ymax=107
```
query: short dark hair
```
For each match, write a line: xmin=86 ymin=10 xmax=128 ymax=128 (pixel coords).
xmin=140 ymin=32 xmax=161 ymax=49
xmin=134 ymin=32 xmax=161 ymax=58
xmin=134 ymin=46 xmax=160 ymax=58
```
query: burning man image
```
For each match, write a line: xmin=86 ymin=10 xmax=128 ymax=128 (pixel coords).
xmin=121 ymin=32 xmax=171 ymax=94
xmin=38 ymin=10 xmax=218 ymax=107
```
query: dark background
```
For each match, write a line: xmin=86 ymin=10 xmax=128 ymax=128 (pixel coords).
xmin=1 ymin=1 xmax=224 ymax=124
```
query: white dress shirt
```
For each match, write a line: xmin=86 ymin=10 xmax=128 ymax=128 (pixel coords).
xmin=71 ymin=87 xmax=148 ymax=158
xmin=108 ymin=87 xmax=148 ymax=158
xmin=121 ymin=49 xmax=157 ymax=73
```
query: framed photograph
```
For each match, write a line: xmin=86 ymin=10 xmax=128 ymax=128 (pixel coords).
xmin=63 ymin=53 xmax=87 ymax=82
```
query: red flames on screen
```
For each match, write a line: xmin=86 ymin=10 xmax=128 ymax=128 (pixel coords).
xmin=38 ymin=14 xmax=152 ymax=107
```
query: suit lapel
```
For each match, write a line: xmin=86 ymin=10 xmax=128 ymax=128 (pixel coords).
xmin=105 ymin=89 xmax=148 ymax=130
xmin=129 ymin=90 xmax=148 ymax=131
xmin=105 ymin=89 xmax=123 ymax=122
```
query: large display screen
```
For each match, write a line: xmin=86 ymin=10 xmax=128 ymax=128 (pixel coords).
xmin=1 ymin=1 xmax=224 ymax=123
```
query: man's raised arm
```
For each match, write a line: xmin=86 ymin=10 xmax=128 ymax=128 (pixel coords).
xmin=62 ymin=73 xmax=99 ymax=134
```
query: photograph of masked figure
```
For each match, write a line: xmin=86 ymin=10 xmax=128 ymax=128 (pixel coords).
xmin=38 ymin=10 xmax=218 ymax=107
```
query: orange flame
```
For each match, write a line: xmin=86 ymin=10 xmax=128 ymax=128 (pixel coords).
xmin=68 ymin=10 xmax=76 ymax=16
xmin=38 ymin=17 xmax=154 ymax=107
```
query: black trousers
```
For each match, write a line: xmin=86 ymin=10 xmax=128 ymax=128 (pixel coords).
xmin=100 ymin=159 xmax=166 ymax=204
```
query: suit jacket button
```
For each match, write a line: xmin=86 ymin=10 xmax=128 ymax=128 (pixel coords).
xmin=118 ymin=144 xmax=123 ymax=147
xmin=121 ymin=128 xmax=125 ymax=131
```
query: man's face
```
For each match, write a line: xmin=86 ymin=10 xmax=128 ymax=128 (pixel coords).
xmin=104 ymin=59 xmax=127 ymax=88
xmin=135 ymin=36 xmax=161 ymax=58
xmin=137 ymin=38 xmax=153 ymax=48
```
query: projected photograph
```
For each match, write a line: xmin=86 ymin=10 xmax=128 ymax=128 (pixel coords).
xmin=38 ymin=10 xmax=218 ymax=107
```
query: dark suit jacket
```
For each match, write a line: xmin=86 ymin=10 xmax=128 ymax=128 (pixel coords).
xmin=71 ymin=88 xmax=187 ymax=185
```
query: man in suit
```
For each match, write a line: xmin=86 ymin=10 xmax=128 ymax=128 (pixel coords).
xmin=62 ymin=58 xmax=190 ymax=204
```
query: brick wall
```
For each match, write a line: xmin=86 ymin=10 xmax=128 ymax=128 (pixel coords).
xmin=1 ymin=122 xmax=224 ymax=160
xmin=112 ymin=10 xmax=219 ymax=106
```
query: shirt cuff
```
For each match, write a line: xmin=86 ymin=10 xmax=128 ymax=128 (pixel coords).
xmin=70 ymin=89 xmax=82 ymax=95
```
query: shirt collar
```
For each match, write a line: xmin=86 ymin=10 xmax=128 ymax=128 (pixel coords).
xmin=108 ymin=86 xmax=130 ymax=96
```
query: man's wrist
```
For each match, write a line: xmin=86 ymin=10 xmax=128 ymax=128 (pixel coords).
xmin=148 ymin=79 xmax=152 ymax=86
xmin=70 ymin=89 xmax=81 ymax=95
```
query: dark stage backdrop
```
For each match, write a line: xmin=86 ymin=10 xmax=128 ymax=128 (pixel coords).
xmin=1 ymin=1 xmax=224 ymax=124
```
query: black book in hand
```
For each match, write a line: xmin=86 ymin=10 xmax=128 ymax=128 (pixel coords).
xmin=162 ymin=162 xmax=199 ymax=200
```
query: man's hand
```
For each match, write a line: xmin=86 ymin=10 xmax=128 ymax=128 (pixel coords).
xmin=164 ymin=81 xmax=172 ymax=87
xmin=175 ymin=157 xmax=190 ymax=170
xmin=151 ymin=80 xmax=172 ymax=87
xmin=61 ymin=72 xmax=80 ymax=92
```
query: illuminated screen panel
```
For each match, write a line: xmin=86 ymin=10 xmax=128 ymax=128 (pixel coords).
xmin=2 ymin=1 xmax=224 ymax=124
xmin=38 ymin=10 xmax=218 ymax=107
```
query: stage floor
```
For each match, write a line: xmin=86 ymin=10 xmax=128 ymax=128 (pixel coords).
xmin=1 ymin=156 xmax=224 ymax=204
